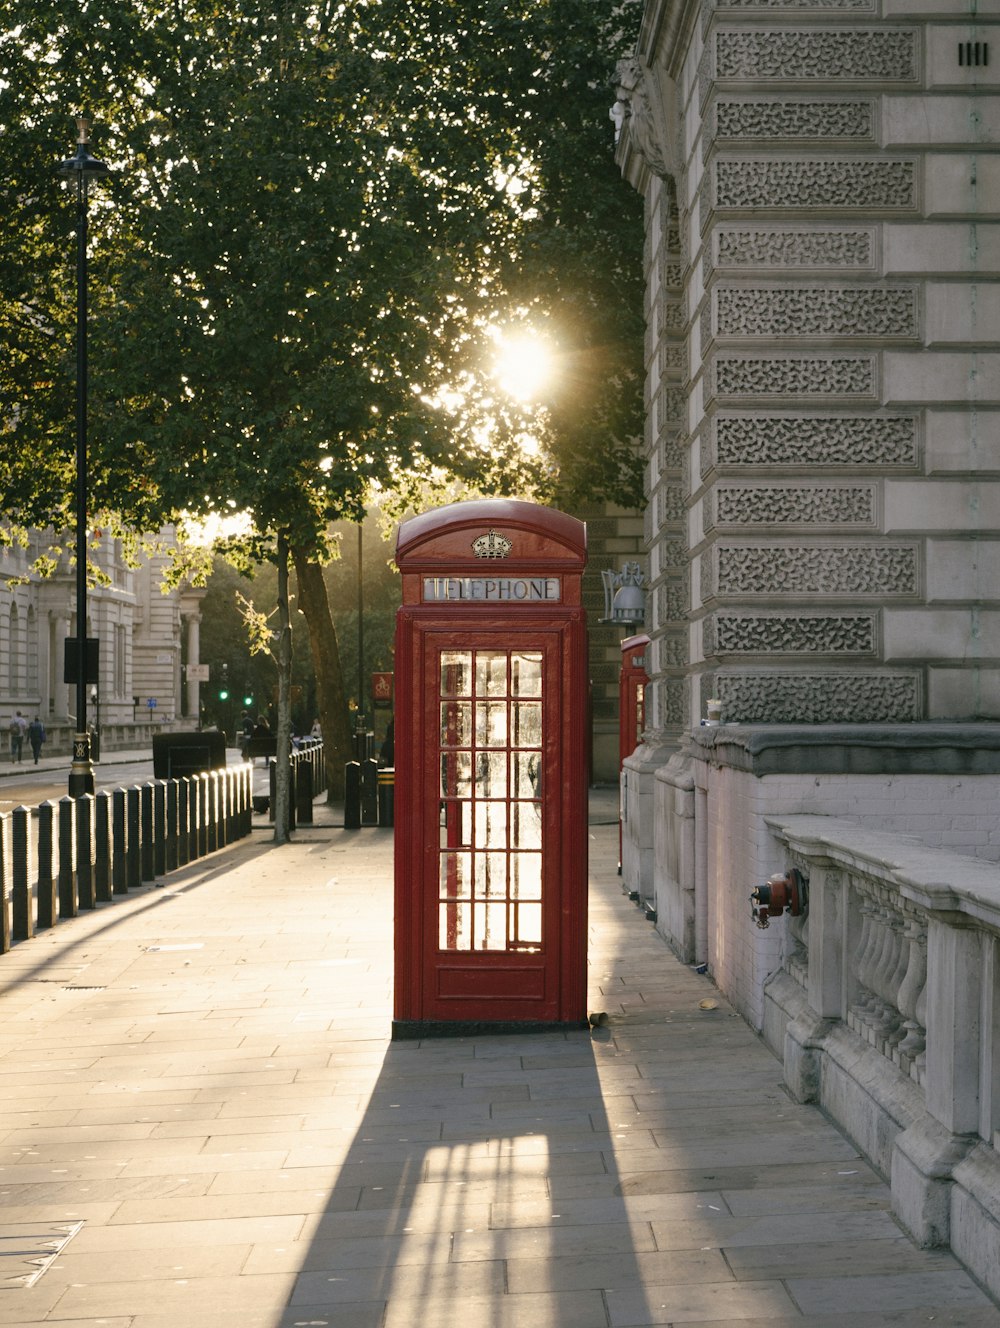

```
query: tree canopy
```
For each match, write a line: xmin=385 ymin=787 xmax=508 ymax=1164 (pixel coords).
xmin=1 ymin=0 xmax=644 ymax=547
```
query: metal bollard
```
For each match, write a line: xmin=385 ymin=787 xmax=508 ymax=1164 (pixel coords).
xmin=361 ymin=757 xmax=378 ymax=826
xmin=112 ymin=788 xmax=128 ymax=894
xmin=12 ymin=806 xmax=32 ymax=941
xmin=377 ymin=767 xmax=395 ymax=828
xmin=0 ymin=814 xmax=10 ymax=953
xmin=58 ymin=796 xmax=77 ymax=918
xmin=140 ymin=784 xmax=155 ymax=883
xmin=126 ymin=786 xmax=142 ymax=889
xmin=344 ymin=760 xmax=361 ymax=829
xmin=296 ymin=755 xmax=313 ymax=824
xmin=95 ymin=790 xmax=112 ymax=902
xmin=76 ymin=795 xmax=96 ymax=909
xmin=37 ymin=802 xmax=56 ymax=928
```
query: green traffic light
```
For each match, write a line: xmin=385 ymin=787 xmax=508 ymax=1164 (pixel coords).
xmin=219 ymin=688 xmax=229 ymax=700
xmin=243 ymin=694 xmax=253 ymax=707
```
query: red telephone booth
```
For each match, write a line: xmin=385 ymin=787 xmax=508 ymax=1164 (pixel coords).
xmin=393 ymin=499 xmax=589 ymax=1037
xmin=619 ymin=633 xmax=649 ymax=768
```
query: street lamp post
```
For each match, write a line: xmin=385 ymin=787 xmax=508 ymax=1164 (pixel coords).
xmin=59 ymin=117 xmax=111 ymax=797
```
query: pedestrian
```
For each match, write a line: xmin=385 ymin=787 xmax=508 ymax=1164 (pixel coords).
xmin=27 ymin=716 xmax=45 ymax=764
xmin=8 ymin=711 xmax=26 ymax=763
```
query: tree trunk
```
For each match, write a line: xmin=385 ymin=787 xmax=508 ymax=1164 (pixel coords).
xmin=273 ymin=531 xmax=293 ymax=843
xmin=292 ymin=544 xmax=352 ymax=800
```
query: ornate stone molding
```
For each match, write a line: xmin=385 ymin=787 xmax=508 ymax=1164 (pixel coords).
xmin=715 ymin=227 xmax=876 ymax=270
xmin=713 ymin=99 xmax=875 ymax=141
xmin=715 ymin=0 xmax=875 ymax=9
xmin=708 ymin=483 xmax=877 ymax=527
xmin=713 ymin=286 xmax=918 ymax=339
xmin=704 ymin=611 xmax=878 ymax=656
xmin=613 ymin=57 xmax=681 ymax=182
xmin=711 ymin=354 xmax=877 ymax=400
xmin=714 ymin=30 xmax=918 ymax=82
xmin=711 ymin=671 xmax=920 ymax=723
xmin=703 ymin=542 xmax=918 ymax=597
xmin=708 ymin=414 xmax=919 ymax=469
xmin=712 ymin=158 xmax=917 ymax=211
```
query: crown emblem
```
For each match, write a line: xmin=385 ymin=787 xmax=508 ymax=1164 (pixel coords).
xmin=472 ymin=529 xmax=512 ymax=559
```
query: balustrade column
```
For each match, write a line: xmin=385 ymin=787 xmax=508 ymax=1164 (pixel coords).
xmin=924 ymin=920 xmax=983 ymax=1137
xmin=805 ymin=863 xmax=845 ymax=1020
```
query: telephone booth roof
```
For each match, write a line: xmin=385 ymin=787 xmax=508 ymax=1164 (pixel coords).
xmin=396 ymin=498 xmax=587 ymax=572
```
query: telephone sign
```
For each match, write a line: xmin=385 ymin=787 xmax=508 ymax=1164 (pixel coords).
xmin=393 ymin=498 xmax=589 ymax=1037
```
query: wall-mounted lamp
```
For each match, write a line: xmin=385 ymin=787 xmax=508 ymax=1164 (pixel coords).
xmin=600 ymin=562 xmax=646 ymax=628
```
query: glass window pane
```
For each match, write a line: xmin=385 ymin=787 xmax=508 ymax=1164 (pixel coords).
xmin=474 ymin=751 xmax=507 ymax=799
xmin=439 ymin=801 xmax=471 ymax=848
xmin=474 ymin=849 xmax=508 ymax=897
xmin=440 ymin=701 xmax=472 ymax=748
xmin=473 ymin=804 xmax=508 ymax=851
xmin=475 ymin=652 xmax=508 ymax=697
xmin=511 ymin=652 xmax=542 ymax=697
xmin=511 ymin=751 xmax=541 ymax=798
xmin=511 ymin=802 xmax=542 ymax=849
xmin=511 ymin=902 xmax=542 ymax=947
xmin=511 ymin=701 xmax=542 ymax=748
xmin=441 ymin=652 xmax=472 ymax=698
xmin=510 ymin=852 xmax=542 ymax=899
xmin=440 ymin=751 xmax=472 ymax=798
xmin=475 ymin=902 xmax=508 ymax=950
xmin=475 ymin=700 xmax=508 ymax=748
xmin=440 ymin=901 xmax=471 ymax=950
xmin=439 ymin=851 xmax=473 ymax=900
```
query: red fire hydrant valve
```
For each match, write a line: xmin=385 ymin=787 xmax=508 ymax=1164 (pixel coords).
xmin=750 ymin=868 xmax=806 ymax=930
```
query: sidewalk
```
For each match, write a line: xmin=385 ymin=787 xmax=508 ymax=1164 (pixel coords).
xmin=0 ymin=793 xmax=996 ymax=1328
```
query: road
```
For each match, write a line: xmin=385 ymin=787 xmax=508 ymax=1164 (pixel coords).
xmin=1 ymin=756 xmax=159 ymax=814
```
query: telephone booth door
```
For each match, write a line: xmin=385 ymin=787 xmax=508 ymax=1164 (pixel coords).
xmin=393 ymin=500 xmax=589 ymax=1037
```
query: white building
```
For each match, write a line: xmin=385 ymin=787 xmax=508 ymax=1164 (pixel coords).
xmin=1 ymin=526 xmax=205 ymax=753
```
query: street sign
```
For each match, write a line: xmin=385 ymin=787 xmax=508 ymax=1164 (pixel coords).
xmin=186 ymin=664 xmax=210 ymax=682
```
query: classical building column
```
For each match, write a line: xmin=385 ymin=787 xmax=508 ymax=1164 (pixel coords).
xmin=50 ymin=611 xmax=72 ymax=720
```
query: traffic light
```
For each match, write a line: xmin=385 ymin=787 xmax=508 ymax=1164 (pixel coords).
xmin=243 ymin=693 xmax=253 ymax=708
xmin=219 ymin=687 xmax=230 ymax=701
xmin=218 ymin=662 xmax=229 ymax=701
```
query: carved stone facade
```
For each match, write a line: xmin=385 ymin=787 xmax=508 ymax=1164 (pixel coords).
xmin=616 ymin=0 xmax=1000 ymax=734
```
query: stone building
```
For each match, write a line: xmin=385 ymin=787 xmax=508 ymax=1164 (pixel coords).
xmin=613 ymin=0 xmax=1000 ymax=1298
xmin=1 ymin=527 xmax=205 ymax=754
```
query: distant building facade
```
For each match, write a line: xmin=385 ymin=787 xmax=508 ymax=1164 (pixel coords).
xmin=1 ymin=526 xmax=205 ymax=752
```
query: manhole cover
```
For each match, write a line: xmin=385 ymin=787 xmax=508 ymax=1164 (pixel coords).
xmin=0 ymin=1221 xmax=84 ymax=1288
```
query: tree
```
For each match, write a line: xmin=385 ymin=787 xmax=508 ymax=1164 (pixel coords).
xmin=1 ymin=1 xmax=644 ymax=833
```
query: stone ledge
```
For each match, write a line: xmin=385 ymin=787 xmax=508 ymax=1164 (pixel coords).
xmin=688 ymin=722 xmax=1000 ymax=774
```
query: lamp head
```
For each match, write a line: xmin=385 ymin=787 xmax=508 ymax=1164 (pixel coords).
xmin=58 ymin=117 xmax=111 ymax=184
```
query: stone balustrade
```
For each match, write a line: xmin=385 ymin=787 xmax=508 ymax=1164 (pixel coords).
xmin=763 ymin=813 xmax=1000 ymax=1302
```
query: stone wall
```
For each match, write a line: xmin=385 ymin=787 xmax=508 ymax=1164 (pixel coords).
xmin=616 ymin=0 xmax=1000 ymax=734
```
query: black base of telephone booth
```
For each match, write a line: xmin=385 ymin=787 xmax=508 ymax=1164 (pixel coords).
xmin=392 ymin=1018 xmax=590 ymax=1041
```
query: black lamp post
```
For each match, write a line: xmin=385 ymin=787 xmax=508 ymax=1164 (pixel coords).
xmin=58 ymin=117 xmax=111 ymax=796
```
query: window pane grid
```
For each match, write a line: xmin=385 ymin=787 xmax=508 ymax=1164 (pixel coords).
xmin=438 ymin=649 xmax=543 ymax=952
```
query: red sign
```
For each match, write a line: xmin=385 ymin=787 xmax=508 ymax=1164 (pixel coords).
xmin=371 ymin=672 xmax=394 ymax=706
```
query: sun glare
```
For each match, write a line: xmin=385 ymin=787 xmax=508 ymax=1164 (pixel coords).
xmin=492 ymin=332 xmax=554 ymax=403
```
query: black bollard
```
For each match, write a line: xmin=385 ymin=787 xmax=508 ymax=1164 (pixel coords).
xmin=95 ymin=791 xmax=112 ymax=902
xmin=296 ymin=756 xmax=314 ymax=824
xmin=126 ymin=786 xmax=142 ymax=889
xmin=361 ymin=757 xmax=378 ymax=826
xmin=37 ymin=802 xmax=56 ymax=929
xmin=112 ymin=788 xmax=128 ymax=894
xmin=58 ymin=797 xmax=77 ymax=918
xmin=12 ymin=806 xmax=32 ymax=941
xmin=76 ymin=795 xmax=96 ymax=909
xmin=344 ymin=760 xmax=361 ymax=829
xmin=377 ymin=767 xmax=395 ymax=829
